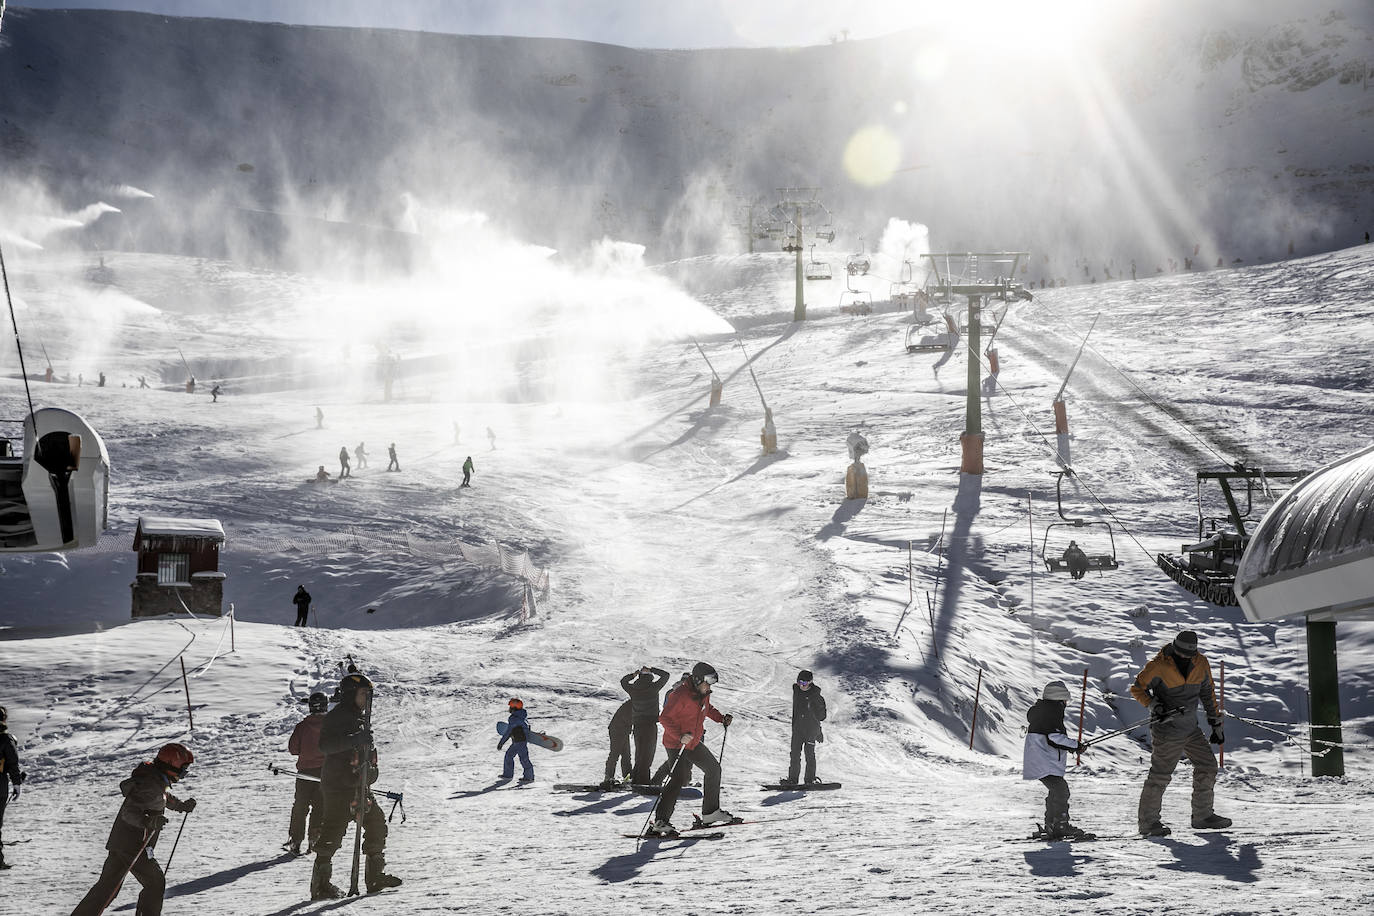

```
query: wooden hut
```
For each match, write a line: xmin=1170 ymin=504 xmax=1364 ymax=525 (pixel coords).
xmin=131 ymin=516 xmax=226 ymax=618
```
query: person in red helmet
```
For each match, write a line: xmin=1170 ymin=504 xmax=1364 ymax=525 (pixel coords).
xmin=70 ymin=743 xmax=197 ymax=916
xmin=646 ymin=663 xmax=735 ymax=838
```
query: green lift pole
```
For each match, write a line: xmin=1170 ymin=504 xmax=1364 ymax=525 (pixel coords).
xmin=793 ymin=206 xmax=805 ymax=322
xmin=1306 ymin=619 xmax=1345 ymax=776
xmin=960 ymin=294 xmax=983 ymax=473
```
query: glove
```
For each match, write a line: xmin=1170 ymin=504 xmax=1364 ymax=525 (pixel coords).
xmin=722 ymin=714 xmax=734 ymax=727
xmin=143 ymin=811 xmax=169 ymax=830
xmin=9 ymin=785 xmax=18 ymax=801
xmin=180 ymin=797 xmax=197 ymax=814
xmin=1209 ymin=719 xmax=1224 ymax=745
xmin=1075 ymin=742 xmax=1088 ymax=755
xmin=1149 ymin=700 xmax=1167 ymax=721
xmin=679 ymin=734 xmax=694 ymax=749
xmin=11 ymin=771 xmax=24 ymax=785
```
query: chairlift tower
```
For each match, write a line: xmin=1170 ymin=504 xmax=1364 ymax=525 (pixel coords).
xmin=773 ymin=188 xmax=832 ymax=321
xmin=920 ymin=252 xmax=1030 ymax=474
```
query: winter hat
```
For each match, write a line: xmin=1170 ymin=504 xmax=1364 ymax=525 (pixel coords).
xmin=797 ymin=670 xmax=814 ymax=684
xmin=1042 ymin=681 xmax=1071 ymax=702
xmin=1172 ymin=631 xmax=1199 ymax=658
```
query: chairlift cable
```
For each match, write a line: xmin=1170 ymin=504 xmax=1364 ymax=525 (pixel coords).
xmin=0 ymin=241 xmax=39 ymax=425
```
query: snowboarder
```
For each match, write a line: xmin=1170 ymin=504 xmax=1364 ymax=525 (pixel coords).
xmin=601 ymin=700 xmax=633 ymax=790
xmin=312 ymin=672 xmax=400 ymax=899
xmin=781 ymin=669 xmax=827 ymax=786
xmin=69 ymin=743 xmax=196 ymax=916
xmin=1023 ymin=681 xmax=1091 ymax=840
xmin=285 ymin=693 xmax=328 ymax=856
xmin=1063 ymin=541 xmax=1089 ymax=580
xmin=338 ymin=447 xmax=351 ymax=479
xmin=292 ymin=585 xmax=313 ymax=627
xmin=647 ymin=663 xmax=735 ymax=837
xmin=1130 ymin=631 xmax=1229 ymax=836
xmin=486 ymin=427 xmax=496 ymax=451
xmin=1 ymin=705 xmax=28 ymax=870
xmin=314 ymin=466 xmax=331 ymax=484
xmin=210 ymin=384 xmax=220 ymax=402
xmin=498 ymin=698 xmax=536 ymax=783
xmin=621 ymin=665 xmax=670 ymax=784
xmin=461 ymin=455 xmax=474 ymax=488
xmin=315 ymin=407 xmax=324 ymax=429
xmin=386 ymin=443 xmax=400 ymax=472
xmin=354 ymin=442 xmax=368 ymax=469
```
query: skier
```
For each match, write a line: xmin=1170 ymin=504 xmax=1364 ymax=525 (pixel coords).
xmin=315 ymin=407 xmax=325 ymax=429
xmin=1062 ymin=541 xmax=1089 ymax=580
xmin=285 ymin=693 xmax=328 ymax=856
xmin=781 ymin=669 xmax=827 ymax=786
xmin=621 ymin=665 xmax=670 ymax=784
xmin=354 ymin=442 xmax=368 ymax=470
xmin=338 ymin=446 xmax=351 ymax=479
xmin=497 ymin=698 xmax=536 ymax=783
xmin=1023 ymin=681 xmax=1091 ymax=840
xmin=210 ymin=383 xmax=220 ymax=402
xmin=292 ymin=585 xmax=313 ymax=627
xmin=312 ymin=672 xmax=400 ymax=900
xmin=386 ymin=443 xmax=400 ymax=472
xmin=600 ymin=699 xmax=633 ymax=790
xmin=461 ymin=455 xmax=474 ymax=488
xmin=1 ymin=706 xmax=28 ymax=870
xmin=314 ymin=466 xmax=331 ymax=484
xmin=646 ymin=663 xmax=735 ymax=837
xmin=70 ymin=743 xmax=196 ymax=916
xmin=1130 ymin=631 xmax=1230 ymax=836
xmin=98 ymin=371 xmax=106 ymax=388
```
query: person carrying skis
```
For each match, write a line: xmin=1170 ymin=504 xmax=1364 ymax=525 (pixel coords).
xmin=386 ymin=443 xmax=400 ymax=471
xmin=312 ymin=672 xmax=400 ymax=900
xmin=70 ymin=743 xmax=196 ymax=916
xmin=1023 ymin=681 xmax=1091 ymax=840
xmin=1062 ymin=541 xmax=1089 ymax=580
xmin=646 ymin=663 xmax=735 ymax=837
xmin=781 ymin=669 xmax=827 ymax=786
xmin=1130 ymin=630 xmax=1230 ymax=836
xmin=338 ymin=447 xmax=352 ymax=479
xmin=498 ymin=698 xmax=536 ymax=783
xmin=601 ymin=700 xmax=633 ymax=790
xmin=622 ymin=665 xmax=670 ymax=784
xmin=292 ymin=585 xmax=313 ymax=627
xmin=461 ymin=455 xmax=474 ymax=488
xmin=1 ymin=705 xmax=28 ymax=870
xmin=285 ymin=693 xmax=328 ymax=856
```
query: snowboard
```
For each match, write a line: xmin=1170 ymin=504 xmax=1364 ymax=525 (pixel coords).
xmin=760 ymin=782 xmax=842 ymax=791
xmin=552 ymin=782 xmax=703 ymax=798
xmin=497 ymin=720 xmax=563 ymax=751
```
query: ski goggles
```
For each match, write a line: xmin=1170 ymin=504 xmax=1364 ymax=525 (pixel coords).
xmin=700 ymin=672 xmax=718 ymax=685
xmin=797 ymin=679 xmax=812 ymax=687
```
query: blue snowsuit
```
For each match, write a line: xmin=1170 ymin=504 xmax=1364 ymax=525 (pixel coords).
xmin=498 ymin=709 xmax=535 ymax=780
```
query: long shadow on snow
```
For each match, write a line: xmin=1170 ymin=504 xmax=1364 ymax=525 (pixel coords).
xmin=591 ymin=836 xmax=721 ymax=883
xmin=666 ymin=447 xmax=791 ymax=513
xmin=1021 ymin=845 xmax=1085 ymax=877
xmin=1157 ymin=833 xmax=1261 ymax=883
xmin=116 ymin=853 xmax=293 ymax=908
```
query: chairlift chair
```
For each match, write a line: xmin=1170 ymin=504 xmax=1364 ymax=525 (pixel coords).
xmin=905 ymin=311 xmax=959 ymax=353
xmin=838 ymin=290 xmax=873 ymax=315
xmin=806 ymin=244 xmax=832 ymax=281
xmin=1040 ymin=472 xmax=1119 ymax=575
xmin=0 ymin=408 xmax=111 ymax=552
xmin=815 ymin=229 xmax=836 ymax=243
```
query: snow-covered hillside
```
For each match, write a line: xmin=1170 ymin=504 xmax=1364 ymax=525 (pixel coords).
xmin=1 ymin=237 xmax=1372 ymax=913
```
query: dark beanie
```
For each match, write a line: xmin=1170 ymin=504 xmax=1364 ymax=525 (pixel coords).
xmin=797 ymin=670 xmax=814 ymax=682
xmin=1173 ymin=631 xmax=1198 ymax=657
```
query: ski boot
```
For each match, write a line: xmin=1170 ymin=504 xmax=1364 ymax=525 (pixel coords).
xmin=696 ymin=808 xmax=740 ymax=826
xmin=365 ymin=853 xmax=403 ymax=893
xmin=1192 ymin=813 xmax=1232 ymax=830
xmin=518 ymin=774 xmax=535 ymax=783
xmin=806 ymin=776 xmax=824 ymax=786
xmin=310 ymin=857 xmax=344 ymax=900
xmin=779 ymin=777 xmax=798 ymax=787
xmin=645 ymin=819 xmax=679 ymax=838
xmin=598 ymin=779 xmax=618 ymax=791
xmin=1140 ymin=821 xmax=1172 ymax=837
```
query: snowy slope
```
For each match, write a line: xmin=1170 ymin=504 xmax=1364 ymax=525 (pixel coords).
xmin=2 ymin=237 xmax=1374 ymax=913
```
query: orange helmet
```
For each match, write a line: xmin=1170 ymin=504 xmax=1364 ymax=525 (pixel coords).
xmin=508 ymin=698 xmax=523 ymax=710
xmin=155 ymin=742 xmax=194 ymax=776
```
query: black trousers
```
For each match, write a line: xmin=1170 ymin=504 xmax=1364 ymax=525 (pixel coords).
xmin=652 ymin=743 xmax=721 ymax=824
xmin=71 ymin=845 xmax=164 ymax=916
xmin=288 ymin=770 xmax=324 ymax=847
xmin=630 ymin=719 xmax=658 ymax=784
xmin=787 ymin=733 xmax=817 ymax=782
xmin=605 ymin=719 xmax=632 ymax=782
xmin=294 ymin=608 xmax=309 ymax=626
xmin=314 ymin=787 xmax=387 ymax=860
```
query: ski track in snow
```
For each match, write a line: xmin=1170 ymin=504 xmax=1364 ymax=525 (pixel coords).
xmin=2 ymin=245 xmax=1374 ymax=913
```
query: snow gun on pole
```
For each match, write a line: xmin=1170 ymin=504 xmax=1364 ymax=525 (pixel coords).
xmin=691 ymin=337 xmax=721 ymax=389
xmin=734 ymin=336 xmax=769 ymax=413
xmin=268 ymin=763 xmax=406 ymax=823
xmin=1081 ymin=708 xmax=1179 ymax=749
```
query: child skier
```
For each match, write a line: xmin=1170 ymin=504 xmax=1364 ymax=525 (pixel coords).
xmin=1022 ymin=681 xmax=1091 ymax=840
xmin=498 ymin=699 xmax=536 ymax=783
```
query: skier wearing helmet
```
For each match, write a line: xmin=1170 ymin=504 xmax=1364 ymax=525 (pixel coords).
xmin=1022 ymin=681 xmax=1091 ymax=840
xmin=646 ymin=662 xmax=735 ymax=838
xmin=311 ymin=673 xmax=400 ymax=900
xmin=70 ymin=743 xmax=196 ymax=916
xmin=284 ymin=693 xmax=329 ymax=856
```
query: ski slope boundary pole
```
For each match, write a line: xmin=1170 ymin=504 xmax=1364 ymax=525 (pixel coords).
xmin=180 ymin=657 xmax=194 ymax=732
xmin=968 ymin=668 xmax=983 ymax=750
xmin=229 ymin=603 xmax=235 ymax=653
xmin=1075 ymin=668 xmax=1088 ymax=767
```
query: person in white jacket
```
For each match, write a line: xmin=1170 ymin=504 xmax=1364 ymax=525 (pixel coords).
xmin=1022 ymin=681 xmax=1090 ymax=840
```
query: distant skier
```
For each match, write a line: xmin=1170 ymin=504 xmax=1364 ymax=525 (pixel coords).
xmin=185 ymin=376 xmax=195 ymax=394
xmin=646 ymin=663 xmax=735 ymax=837
xmin=292 ymin=585 xmax=313 ymax=627
xmin=1062 ymin=541 xmax=1089 ymax=580
xmin=461 ymin=456 xmax=474 ymax=488
xmin=98 ymin=372 xmax=106 ymax=388
xmin=486 ymin=427 xmax=496 ymax=451
xmin=45 ymin=367 xmax=54 ymax=383
xmin=315 ymin=407 xmax=324 ymax=429
xmin=354 ymin=442 xmax=368 ymax=469
xmin=210 ymin=384 xmax=221 ymax=402
xmin=498 ymin=698 xmax=536 ymax=783
xmin=1023 ymin=681 xmax=1091 ymax=840
xmin=285 ymin=693 xmax=328 ymax=856
xmin=1130 ymin=631 xmax=1229 ymax=836
xmin=781 ymin=669 xmax=827 ymax=786
xmin=314 ymin=466 xmax=331 ymax=484
xmin=69 ymin=743 xmax=196 ymax=916
xmin=621 ymin=665 xmax=669 ymax=784
xmin=600 ymin=700 xmax=633 ymax=790
xmin=1 ymin=705 xmax=29 ymax=870
xmin=312 ymin=673 xmax=401 ymax=899
xmin=338 ymin=447 xmax=351 ymax=479
xmin=78 ymin=373 xmax=84 ymax=387
xmin=386 ymin=443 xmax=400 ymax=472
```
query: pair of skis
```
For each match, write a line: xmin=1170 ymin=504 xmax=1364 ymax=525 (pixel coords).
xmin=625 ymin=811 xmax=805 ymax=841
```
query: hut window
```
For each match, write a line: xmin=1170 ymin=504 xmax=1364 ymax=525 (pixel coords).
xmin=158 ymin=553 xmax=191 ymax=586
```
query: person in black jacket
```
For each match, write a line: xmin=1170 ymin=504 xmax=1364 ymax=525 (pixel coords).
xmin=1 ymin=706 xmax=28 ymax=870
xmin=621 ymin=666 xmax=670 ymax=784
xmin=311 ymin=673 xmax=400 ymax=900
xmin=70 ymin=744 xmax=196 ymax=916
xmin=1062 ymin=541 xmax=1089 ymax=580
xmin=781 ymin=670 xmax=828 ymax=786
xmin=601 ymin=700 xmax=633 ymax=790
xmin=292 ymin=586 xmax=312 ymax=627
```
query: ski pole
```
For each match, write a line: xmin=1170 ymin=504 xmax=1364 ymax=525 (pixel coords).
xmin=266 ymin=763 xmax=404 ymax=815
xmin=162 ymin=810 xmax=190 ymax=879
xmin=718 ymin=722 xmax=729 ymax=769
xmin=1082 ymin=708 xmax=1180 ymax=748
